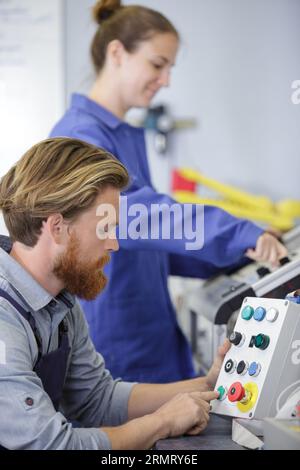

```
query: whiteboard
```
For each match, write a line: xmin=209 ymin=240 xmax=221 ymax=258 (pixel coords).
xmin=0 ymin=0 xmax=64 ymax=172
xmin=0 ymin=0 xmax=65 ymax=234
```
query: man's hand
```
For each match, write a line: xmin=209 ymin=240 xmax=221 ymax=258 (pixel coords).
xmin=206 ymin=339 xmax=231 ymax=390
xmin=154 ymin=390 xmax=219 ymax=437
xmin=246 ymin=232 xmax=288 ymax=267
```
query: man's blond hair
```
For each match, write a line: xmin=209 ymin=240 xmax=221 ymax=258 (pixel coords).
xmin=0 ymin=137 xmax=129 ymax=246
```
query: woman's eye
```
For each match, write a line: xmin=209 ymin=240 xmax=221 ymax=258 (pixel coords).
xmin=152 ymin=63 xmax=163 ymax=70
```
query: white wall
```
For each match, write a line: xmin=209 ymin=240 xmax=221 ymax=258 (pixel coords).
xmin=65 ymin=0 xmax=300 ymax=200
xmin=65 ymin=0 xmax=96 ymax=98
xmin=0 ymin=0 xmax=65 ymax=235
xmin=0 ymin=0 xmax=65 ymax=174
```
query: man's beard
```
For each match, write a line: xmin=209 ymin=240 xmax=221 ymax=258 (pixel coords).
xmin=53 ymin=234 xmax=110 ymax=301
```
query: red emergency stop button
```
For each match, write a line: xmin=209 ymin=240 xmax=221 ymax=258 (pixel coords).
xmin=228 ymin=382 xmax=245 ymax=402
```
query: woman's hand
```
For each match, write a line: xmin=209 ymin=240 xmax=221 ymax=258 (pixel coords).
xmin=246 ymin=232 xmax=288 ymax=267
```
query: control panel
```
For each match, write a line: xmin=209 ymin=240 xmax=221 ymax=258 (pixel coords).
xmin=211 ymin=297 xmax=300 ymax=419
xmin=188 ymin=233 xmax=300 ymax=371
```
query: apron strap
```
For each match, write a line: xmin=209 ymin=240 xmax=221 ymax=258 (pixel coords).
xmin=0 ymin=288 xmax=43 ymax=353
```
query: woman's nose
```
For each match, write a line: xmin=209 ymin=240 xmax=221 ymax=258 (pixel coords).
xmin=158 ymin=69 xmax=171 ymax=87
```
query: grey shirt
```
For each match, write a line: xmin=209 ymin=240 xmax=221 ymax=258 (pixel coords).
xmin=0 ymin=244 xmax=135 ymax=449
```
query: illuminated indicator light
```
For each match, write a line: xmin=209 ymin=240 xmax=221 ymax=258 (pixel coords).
xmin=254 ymin=334 xmax=270 ymax=350
xmin=241 ymin=306 xmax=254 ymax=320
xmin=254 ymin=307 xmax=266 ymax=322
xmin=266 ymin=308 xmax=279 ymax=322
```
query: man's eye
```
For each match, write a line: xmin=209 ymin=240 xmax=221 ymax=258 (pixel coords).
xmin=97 ymin=224 xmax=116 ymax=240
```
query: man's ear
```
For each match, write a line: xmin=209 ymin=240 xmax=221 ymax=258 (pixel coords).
xmin=106 ymin=39 xmax=126 ymax=67
xmin=46 ymin=214 xmax=68 ymax=244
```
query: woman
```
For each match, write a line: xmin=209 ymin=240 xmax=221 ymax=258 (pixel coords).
xmin=50 ymin=0 xmax=286 ymax=383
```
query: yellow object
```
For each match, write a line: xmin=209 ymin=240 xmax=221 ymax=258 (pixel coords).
xmin=237 ymin=382 xmax=259 ymax=413
xmin=276 ymin=200 xmax=300 ymax=218
xmin=180 ymin=168 xmax=273 ymax=210
xmin=174 ymin=191 xmax=294 ymax=231
xmin=173 ymin=167 xmax=299 ymax=232
xmin=289 ymin=426 xmax=300 ymax=433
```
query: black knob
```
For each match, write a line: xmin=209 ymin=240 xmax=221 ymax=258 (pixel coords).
xmin=279 ymin=257 xmax=290 ymax=266
xmin=237 ymin=360 xmax=248 ymax=375
xmin=229 ymin=331 xmax=243 ymax=346
xmin=256 ymin=267 xmax=271 ymax=278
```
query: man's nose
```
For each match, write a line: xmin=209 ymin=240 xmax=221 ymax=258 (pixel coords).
xmin=105 ymin=237 xmax=119 ymax=252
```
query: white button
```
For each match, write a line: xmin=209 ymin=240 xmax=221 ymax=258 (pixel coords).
xmin=266 ymin=307 xmax=279 ymax=322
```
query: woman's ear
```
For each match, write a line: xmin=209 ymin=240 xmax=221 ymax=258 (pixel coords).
xmin=106 ymin=39 xmax=126 ymax=67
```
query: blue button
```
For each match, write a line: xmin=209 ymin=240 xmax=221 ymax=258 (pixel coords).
xmin=248 ymin=362 xmax=261 ymax=377
xmin=254 ymin=306 xmax=266 ymax=321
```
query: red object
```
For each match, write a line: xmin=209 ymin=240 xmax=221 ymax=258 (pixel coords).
xmin=228 ymin=382 xmax=245 ymax=402
xmin=171 ymin=169 xmax=197 ymax=193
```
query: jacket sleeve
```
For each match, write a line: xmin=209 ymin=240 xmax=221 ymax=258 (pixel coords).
xmin=61 ymin=304 xmax=135 ymax=429
xmin=0 ymin=305 xmax=114 ymax=450
xmin=50 ymin=122 xmax=264 ymax=273
xmin=118 ymin=183 xmax=264 ymax=269
xmin=168 ymin=253 xmax=223 ymax=279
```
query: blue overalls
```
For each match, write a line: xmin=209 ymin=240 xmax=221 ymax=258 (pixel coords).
xmin=50 ymin=93 xmax=264 ymax=383
xmin=0 ymin=288 xmax=71 ymax=450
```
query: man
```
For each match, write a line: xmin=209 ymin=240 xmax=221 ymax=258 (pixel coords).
xmin=0 ymin=137 xmax=228 ymax=450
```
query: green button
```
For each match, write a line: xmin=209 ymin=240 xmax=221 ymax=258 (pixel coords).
xmin=254 ymin=334 xmax=270 ymax=350
xmin=241 ymin=305 xmax=254 ymax=320
xmin=217 ymin=386 xmax=226 ymax=400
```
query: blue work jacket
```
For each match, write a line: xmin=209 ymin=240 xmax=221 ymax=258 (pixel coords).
xmin=50 ymin=94 xmax=263 ymax=383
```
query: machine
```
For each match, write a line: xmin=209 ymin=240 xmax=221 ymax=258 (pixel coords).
xmin=211 ymin=295 xmax=300 ymax=420
xmin=189 ymin=226 xmax=300 ymax=371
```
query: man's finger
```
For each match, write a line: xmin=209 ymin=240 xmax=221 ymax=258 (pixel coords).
xmin=199 ymin=390 xmax=220 ymax=402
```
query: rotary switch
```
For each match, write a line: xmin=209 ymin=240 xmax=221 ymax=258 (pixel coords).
xmin=229 ymin=331 xmax=245 ymax=347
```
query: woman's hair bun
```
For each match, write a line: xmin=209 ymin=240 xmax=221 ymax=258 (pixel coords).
xmin=92 ymin=0 xmax=122 ymax=25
